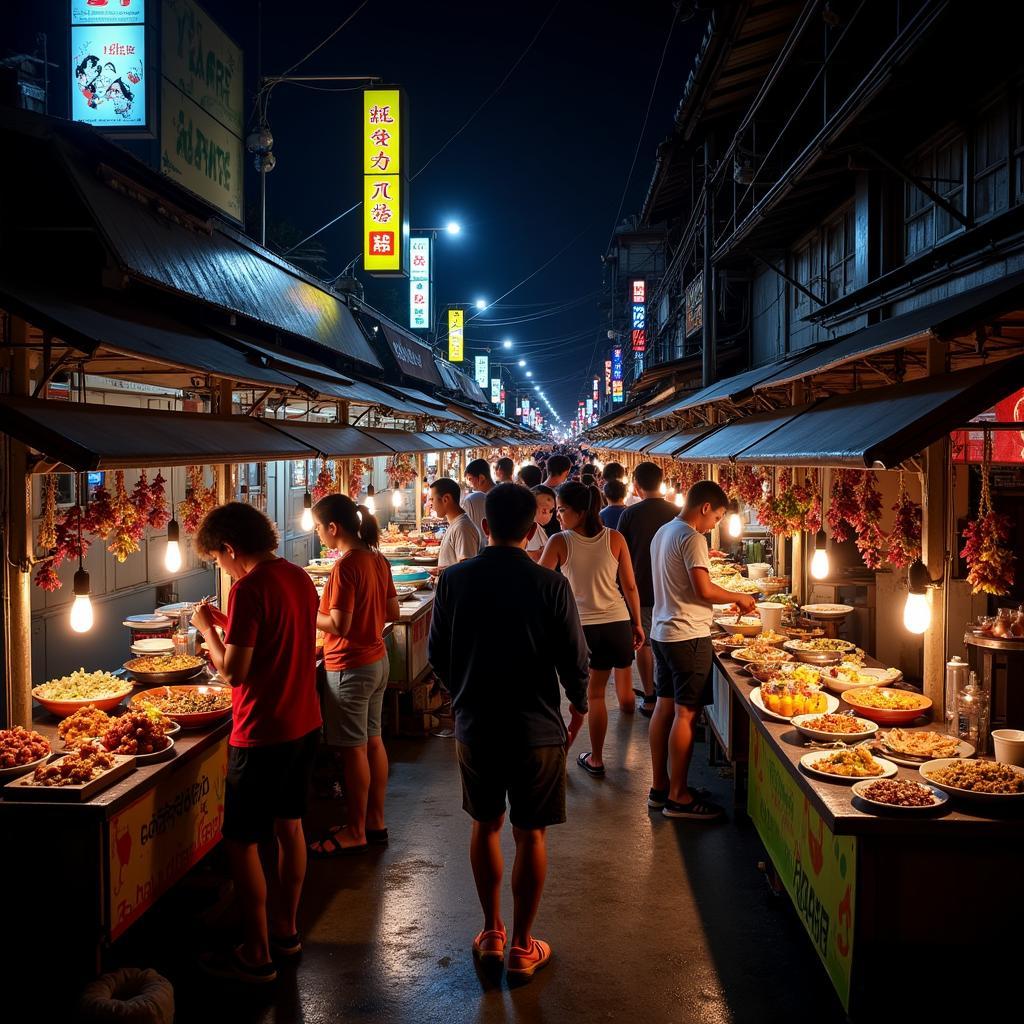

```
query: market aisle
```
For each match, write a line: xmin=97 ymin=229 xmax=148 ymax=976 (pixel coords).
xmin=116 ymin=691 xmax=846 ymax=1023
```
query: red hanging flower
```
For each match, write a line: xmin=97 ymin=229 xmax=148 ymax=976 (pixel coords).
xmin=852 ymin=472 xmax=887 ymax=569
xmin=827 ymin=470 xmax=860 ymax=543
xmin=311 ymin=459 xmax=335 ymax=502
xmin=888 ymin=479 xmax=922 ymax=570
xmin=960 ymin=438 xmax=1017 ymax=595
xmin=147 ymin=472 xmax=171 ymax=530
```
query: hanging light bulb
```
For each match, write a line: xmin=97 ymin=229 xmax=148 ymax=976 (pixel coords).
xmin=810 ymin=530 xmax=830 ymax=580
xmin=392 ymin=487 xmax=403 ymax=509
xmin=300 ymin=489 xmax=314 ymax=531
xmin=365 ymin=485 xmax=376 ymax=517
xmin=674 ymin=491 xmax=684 ymax=508
xmin=164 ymin=517 xmax=182 ymax=573
xmin=659 ymin=481 xmax=667 ymax=496
xmin=726 ymin=500 xmax=743 ymax=538
xmin=70 ymin=567 xmax=94 ymax=633
xmin=903 ymin=559 xmax=933 ymax=634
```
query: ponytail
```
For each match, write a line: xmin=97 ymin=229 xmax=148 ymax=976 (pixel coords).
xmin=313 ymin=493 xmax=381 ymax=549
xmin=556 ymin=481 xmax=603 ymax=538
xmin=355 ymin=504 xmax=381 ymax=549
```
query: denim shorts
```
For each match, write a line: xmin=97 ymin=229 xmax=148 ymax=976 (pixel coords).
xmin=322 ymin=654 xmax=390 ymax=747
xmin=652 ymin=637 xmax=713 ymax=707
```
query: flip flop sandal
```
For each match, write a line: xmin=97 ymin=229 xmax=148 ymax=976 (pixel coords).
xmin=576 ymin=751 xmax=605 ymax=777
xmin=507 ymin=938 xmax=552 ymax=978
xmin=472 ymin=927 xmax=507 ymax=962
xmin=325 ymin=822 xmax=389 ymax=845
xmin=308 ymin=833 xmax=369 ymax=858
xmin=270 ymin=932 xmax=302 ymax=960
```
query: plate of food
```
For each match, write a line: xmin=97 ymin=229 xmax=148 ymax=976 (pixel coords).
xmin=131 ymin=684 xmax=232 ymax=728
xmin=123 ymin=653 xmax=207 ymax=684
xmin=753 ymin=629 xmax=788 ymax=647
xmin=783 ymin=638 xmax=856 ymax=665
xmin=800 ymin=747 xmax=897 ymax=782
xmin=873 ymin=728 xmax=972 ymax=765
xmin=750 ymin=684 xmax=837 ymax=722
xmin=746 ymin=663 xmax=822 ymax=687
xmin=714 ymin=615 xmax=763 ymax=637
xmin=31 ymin=669 xmax=134 ymax=717
xmin=843 ymin=687 xmax=932 ymax=725
xmin=390 ymin=565 xmax=431 ymax=588
xmin=821 ymin=663 xmax=903 ymax=694
xmin=718 ymin=578 xmax=763 ymax=596
xmin=851 ymin=778 xmax=948 ymax=812
xmin=95 ymin=710 xmax=175 ymax=762
xmin=304 ymin=562 xmax=336 ymax=575
xmin=792 ymin=713 xmax=879 ymax=743
xmin=801 ymin=604 xmax=855 ymax=618
xmin=780 ymin=625 xmax=825 ymax=640
xmin=0 ymin=727 xmax=52 ymax=779
xmin=712 ymin=633 xmax=750 ymax=652
xmin=4 ymin=746 xmax=134 ymax=801
xmin=732 ymin=644 xmax=794 ymax=665
xmin=918 ymin=758 xmax=1024 ymax=802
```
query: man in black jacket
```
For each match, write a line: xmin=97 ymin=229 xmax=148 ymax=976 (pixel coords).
xmin=428 ymin=483 xmax=588 ymax=980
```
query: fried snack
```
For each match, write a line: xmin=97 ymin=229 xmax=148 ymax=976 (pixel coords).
xmin=923 ymin=760 xmax=1024 ymax=794
xmin=861 ymin=779 xmax=937 ymax=806
xmin=33 ymin=669 xmax=130 ymax=701
xmin=125 ymin=654 xmax=204 ymax=673
xmin=812 ymin=747 xmax=885 ymax=778
xmin=880 ymin=729 xmax=959 ymax=759
xmin=31 ymin=745 xmax=116 ymax=786
xmin=0 ymin=726 xmax=51 ymax=768
xmin=101 ymin=711 xmax=169 ymax=755
xmin=137 ymin=688 xmax=230 ymax=716
xmin=57 ymin=705 xmax=113 ymax=748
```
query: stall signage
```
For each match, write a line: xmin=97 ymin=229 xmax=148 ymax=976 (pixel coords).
xmin=586 ymin=397 xmax=593 ymax=417
xmin=70 ymin=8 xmax=147 ymax=131
xmin=951 ymin=387 xmax=1024 ymax=464
xmin=108 ymin=737 xmax=228 ymax=941
xmin=491 ymin=377 xmax=501 ymax=404
xmin=631 ymin=278 xmax=646 ymax=352
xmin=409 ymin=236 xmax=431 ymax=330
xmin=593 ymin=377 xmax=599 ymax=402
xmin=363 ymin=87 xmax=408 ymax=276
xmin=474 ymin=355 xmax=489 ymax=389
xmin=612 ymin=347 xmax=624 ymax=404
xmin=685 ymin=272 xmax=704 ymax=337
xmin=748 ymin=724 xmax=855 ymax=1010
xmin=448 ymin=308 xmax=464 ymax=363
xmin=604 ymin=359 xmax=612 ymax=393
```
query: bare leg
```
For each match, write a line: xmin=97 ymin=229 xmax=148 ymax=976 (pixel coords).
xmin=667 ymin=704 xmax=701 ymax=804
xmin=365 ymin=735 xmax=389 ymax=832
xmin=269 ymin=818 xmax=306 ymax=938
xmin=510 ymin=826 xmax=548 ymax=950
xmin=337 ymin=745 xmax=370 ymax=845
xmin=225 ymin=839 xmax=271 ymax=966
xmin=586 ymin=668 xmax=612 ymax=767
xmin=636 ymin=644 xmax=655 ymax=699
xmin=613 ymin=668 xmax=636 ymax=713
xmin=469 ymin=816 xmax=505 ymax=934
xmin=649 ymin=697 xmax=675 ymax=792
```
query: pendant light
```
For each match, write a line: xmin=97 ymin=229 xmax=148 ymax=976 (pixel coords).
xmin=164 ymin=470 xmax=182 ymax=572
xmin=300 ymin=488 xmax=314 ymax=531
xmin=903 ymin=559 xmax=934 ymax=634
xmin=392 ymin=485 xmax=403 ymax=509
xmin=365 ymin=484 xmax=376 ymax=517
xmin=810 ymin=530 xmax=830 ymax=580
xmin=726 ymin=499 xmax=743 ymax=538
xmin=69 ymin=483 xmax=93 ymax=633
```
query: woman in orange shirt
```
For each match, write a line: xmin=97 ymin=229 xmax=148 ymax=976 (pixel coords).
xmin=310 ymin=494 xmax=400 ymax=856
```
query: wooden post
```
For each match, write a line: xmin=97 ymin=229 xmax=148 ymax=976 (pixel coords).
xmin=4 ymin=318 xmax=32 ymax=726
xmin=922 ymin=339 xmax=948 ymax=708
xmin=212 ymin=380 xmax=234 ymax=605
xmin=415 ymin=453 xmax=424 ymax=532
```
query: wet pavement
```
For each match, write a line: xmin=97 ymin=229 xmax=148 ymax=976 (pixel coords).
xmin=110 ymin=689 xmax=847 ymax=1023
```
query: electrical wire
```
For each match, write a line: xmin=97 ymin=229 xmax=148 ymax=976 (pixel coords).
xmin=276 ymin=0 xmax=373 ymax=80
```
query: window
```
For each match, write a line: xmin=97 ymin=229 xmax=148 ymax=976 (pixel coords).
xmin=826 ymin=207 xmax=856 ymax=302
xmin=975 ymin=101 xmax=1010 ymax=223
xmin=291 ymin=460 xmax=306 ymax=488
xmin=903 ymin=135 xmax=966 ymax=259
xmin=791 ymin=233 xmax=822 ymax=315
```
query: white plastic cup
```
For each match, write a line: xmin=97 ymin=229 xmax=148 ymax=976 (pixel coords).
xmin=992 ymin=729 xmax=1024 ymax=766
xmin=747 ymin=562 xmax=772 ymax=579
xmin=756 ymin=603 xmax=784 ymax=631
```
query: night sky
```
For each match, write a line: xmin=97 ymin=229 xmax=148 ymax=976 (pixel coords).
xmin=9 ymin=1 xmax=704 ymax=424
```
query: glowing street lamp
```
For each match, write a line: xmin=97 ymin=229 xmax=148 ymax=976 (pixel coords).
xmin=445 ymin=221 xmax=461 ymax=235
xmin=474 ymin=298 xmax=487 ymax=311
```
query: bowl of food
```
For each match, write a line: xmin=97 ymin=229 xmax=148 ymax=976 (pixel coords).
xmin=31 ymin=669 xmax=134 ymax=717
xmin=131 ymin=684 xmax=232 ymax=729
xmin=758 ymin=576 xmax=791 ymax=596
xmin=714 ymin=615 xmax=763 ymax=637
xmin=390 ymin=566 xmax=431 ymax=589
xmin=791 ymin=712 xmax=879 ymax=743
xmin=753 ymin=629 xmax=788 ymax=647
xmin=0 ymin=727 xmax=52 ymax=779
xmin=395 ymin=584 xmax=419 ymax=601
xmin=821 ymin=663 xmax=903 ymax=694
xmin=919 ymin=758 xmax=1024 ymax=802
xmin=851 ymin=778 xmax=947 ymax=812
xmin=783 ymin=638 xmax=856 ymax=665
xmin=843 ymin=687 xmax=932 ymax=724
xmin=123 ymin=654 xmax=207 ymax=684
xmin=97 ymin=710 xmax=174 ymax=761
xmin=800 ymin=747 xmax=897 ymax=782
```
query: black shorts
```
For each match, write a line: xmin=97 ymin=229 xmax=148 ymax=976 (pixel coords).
xmin=652 ymin=637 xmax=714 ymax=707
xmin=224 ymin=729 xmax=320 ymax=844
xmin=582 ymin=620 xmax=634 ymax=671
xmin=457 ymin=741 xmax=566 ymax=829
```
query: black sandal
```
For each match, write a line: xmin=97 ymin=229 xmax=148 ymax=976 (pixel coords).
xmin=308 ymin=830 xmax=369 ymax=858
xmin=661 ymin=796 xmax=725 ymax=821
xmin=576 ymin=751 xmax=606 ymax=777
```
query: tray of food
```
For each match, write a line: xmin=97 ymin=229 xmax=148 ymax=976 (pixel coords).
xmin=821 ymin=663 xmax=903 ymax=694
xmin=801 ymin=604 xmax=855 ymax=619
xmin=130 ymin=684 xmax=232 ymax=728
xmin=123 ymin=654 xmax=207 ymax=684
xmin=783 ymin=638 xmax=856 ymax=664
xmin=750 ymin=683 xmax=837 ymax=722
xmin=873 ymin=728 xmax=972 ymax=765
xmin=0 ymin=727 xmax=53 ymax=779
xmin=843 ymin=687 xmax=932 ymax=725
xmin=791 ymin=713 xmax=879 ymax=743
xmin=732 ymin=644 xmax=794 ymax=665
xmin=4 ymin=746 xmax=135 ymax=801
xmin=717 ymin=577 xmax=763 ymax=596
xmin=713 ymin=615 xmax=763 ymax=637
xmin=31 ymin=669 xmax=134 ymax=717
xmin=851 ymin=778 xmax=948 ymax=812
xmin=918 ymin=759 xmax=1024 ymax=801
xmin=390 ymin=566 xmax=431 ymax=590
xmin=800 ymin=747 xmax=897 ymax=782
xmin=93 ymin=710 xmax=175 ymax=762
xmin=712 ymin=632 xmax=750 ymax=652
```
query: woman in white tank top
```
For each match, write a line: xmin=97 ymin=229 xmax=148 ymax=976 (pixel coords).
xmin=540 ymin=482 xmax=644 ymax=776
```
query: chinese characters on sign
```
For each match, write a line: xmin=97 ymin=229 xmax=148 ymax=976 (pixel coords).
xmin=491 ymin=378 xmax=501 ymax=405
xmin=363 ymin=88 xmax=407 ymax=275
xmin=474 ymin=355 xmax=489 ymax=389
xmin=409 ymin=237 xmax=431 ymax=330
xmin=604 ymin=360 xmax=612 ymax=394
xmin=612 ymin=346 xmax=624 ymax=404
xmin=593 ymin=378 xmax=599 ymax=402
xmin=631 ymin=278 xmax=646 ymax=353
xmin=448 ymin=309 xmax=464 ymax=363
xmin=586 ymin=398 xmax=593 ymax=417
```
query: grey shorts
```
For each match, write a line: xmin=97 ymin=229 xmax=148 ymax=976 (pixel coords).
xmin=640 ymin=606 xmax=653 ymax=647
xmin=322 ymin=655 xmax=390 ymax=747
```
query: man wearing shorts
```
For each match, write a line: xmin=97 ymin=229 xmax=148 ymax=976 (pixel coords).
xmin=191 ymin=503 xmax=321 ymax=983
xmin=429 ymin=484 xmax=588 ymax=980
xmin=648 ymin=481 xmax=756 ymax=821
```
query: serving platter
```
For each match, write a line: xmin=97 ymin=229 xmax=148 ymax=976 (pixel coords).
xmin=0 ymin=751 xmax=52 ymax=780
xmin=791 ymin=713 xmax=878 ymax=743
xmin=799 ymin=749 xmax=897 ymax=783
xmin=918 ymin=759 xmax=1024 ymax=802
xmin=851 ymin=779 xmax=948 ymax=813
xmin=801 ymin=604 xmax=855 ymax=618
xmin=873 ymin=733 xmax=973 ymax=767
xmin=749 ymin=688 xmax=839 ymax=723
xmin=3 ymin=753 xmax=135 ymax=801
xmin=130 ymin=684 xmax=232 ymax=729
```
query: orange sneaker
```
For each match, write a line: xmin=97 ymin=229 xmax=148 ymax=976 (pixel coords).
xmin=472 ymin=927 xmax=507 ymax=963
xmin=506 ymin=938 xmax=552 ymax=978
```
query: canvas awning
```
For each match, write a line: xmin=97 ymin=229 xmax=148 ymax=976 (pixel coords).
xmin=645 ymin=428 xmax=713 ymax=456
xmin=673 ymin=406 xmax=810 ymax=462
xmin=259 ymin=421 xmax=398 ymax=459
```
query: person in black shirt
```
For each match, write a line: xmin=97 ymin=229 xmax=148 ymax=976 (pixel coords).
xmin=429 ymin=483 xmax=588 ymax=980
xmin=617 ymin=462 xmax=679 ymax=717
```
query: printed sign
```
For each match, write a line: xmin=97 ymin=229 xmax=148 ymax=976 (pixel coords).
xmin=71 ymin=23 xmax=146 ymax=128
xmin=448 ymin=308 xmax=464 ymax=363
xmin=161 ymin=79 xmax=243 ymax=221
xmin=474 ymin=355 xmax=489 ymax=389
xmin=363 ymin=88 xmax=407 ymax=275
xmin=72 ymin=0 xmax=144 ymax=25
xmin=409 ymin=236 xmax=431 ymax=330
xmin=593 ymin=377 xmax=599 ymax=402
xmin=686 ymin=272 xmax=704 ymax=337
xmin=491 ymin=378 xmax=501 ymax=404
xmin=748 ymin=724 xmax=855 ymax=1010
xmin=604 ymin=359 xmax=612 ymax=393
xmin=951 ymin=387 xmax=1024 ymax=464
xmin=108 ymin=737 xmax=228 ymax=941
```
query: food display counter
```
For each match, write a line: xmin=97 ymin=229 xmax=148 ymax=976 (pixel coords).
xmin=713 ymin=650 xmax=1024 ymax=1017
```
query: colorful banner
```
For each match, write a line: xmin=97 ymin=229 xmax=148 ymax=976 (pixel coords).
xmin=73 ymin=0 xmax=144 ymax=25
xmin=108 ymin=737 xmax=228 ymax=941
xmin=71 ymin=22 xmax=146 ymax=129
xmin=448 ymin=308 xmax=464 ymax=363
xmin=490 ymin=377 xmax=501 ymax=404
xmin=686 ymin=272 xmax=704 ymax=337
xmin=631 ymin=278 xmax=646 ymax=352
xmin=474 ymin=354 xmax=489 ymax=388
xmin=604 ymin=360 xmax=612 ymax=393
xmin=748 ymin=724 xmax=855 ymax=1010
xmin=593 ymin=377 xmax=599 ymax=402
xmin=409 ymin=237 xmax=431 ymax=330
xmin=363 ymin=88 xmax=407 ymax=275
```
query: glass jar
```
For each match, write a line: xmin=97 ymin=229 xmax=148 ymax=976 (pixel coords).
xmin=944 ymin=656 xmax=969 ymax=735
xmin=957 ymin=672 xmax=991 ymax=756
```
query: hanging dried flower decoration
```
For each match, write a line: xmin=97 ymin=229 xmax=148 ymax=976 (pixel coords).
xmin=887 ymin=475 xmax=922 ymax=570
xmin=179 ymin=466 xmax=218 ymax=533
xmin=38 ymin=476 xmax=58 ymax=552
xmin=852 ymin=472 xmax=887 ymax=570
xmin=386 ymin=452 xmax=417 ymax=489
xmin=108 ymin=469 xmax=144 ymax=562
xmin=827 ymin=469 xmax=861 ymax=543
xmin=960 ymin=434 xmax=1017 ymax=595
xmin=311 ymin=458 xmax=336 ymax=502
xmin=348 ymin=459 xmax=367 ymax=500
xmin=35 ymin=503 xmax=91 ymax=592
xmin=147 ymin=472 xmax=171 ymax=530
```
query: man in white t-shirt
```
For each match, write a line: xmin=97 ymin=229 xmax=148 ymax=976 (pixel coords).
xmin=525 ymin=485 xmax=556 ymax=561
xmin=648 ymin=481 xmax=756 ymax=822
xmin=429 ymin=478 xmax=483 ymax=572
xmin=462 ymin=458 xmax=494 ymax=537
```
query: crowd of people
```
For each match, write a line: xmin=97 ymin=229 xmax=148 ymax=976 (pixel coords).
xmin=187 ymin=445 xmax=750 ymax=984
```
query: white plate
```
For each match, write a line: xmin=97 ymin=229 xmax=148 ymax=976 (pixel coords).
xmin=130 ymin=638 xmax=175 ymax=655
xmin=732 ymin=648 xmax=794 ymax=665
xmin=791 ymin=713 xmax=878 ymax=743
xmin=800 ymin=749 xmax=897 ymax=783
xmin=79 ymin=736 xmax=175 ymax=764
xmin=123 ymin=614 xmax=172 ymax=628
xmin=801 ymin=604 xmax=855 ymax=618
xmin=0 ymin=751 xmax=52 ymax=779
xmin=821 ymin=664 xmax=902 ymax=694
xmin=851 ymin=779 xmax=948 ymax=812
xmin=918 ymin=759 xmax=1024 ymax=802
xmin=749 ymin=688 xmax=839 ymax=722
xmin=874 ymin=734 xmax=973 ymax=767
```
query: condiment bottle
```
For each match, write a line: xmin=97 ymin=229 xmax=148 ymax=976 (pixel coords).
xmin=944 ymin=656 xmax=969 ymax=735
xmin=173 ymin=609 xmax=190 ymax=658
xmin=956 ymin=671 xmax=991 ymax=756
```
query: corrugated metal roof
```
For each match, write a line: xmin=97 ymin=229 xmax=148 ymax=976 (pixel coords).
xmin=674 ymin=406 xmax=808 ymax=462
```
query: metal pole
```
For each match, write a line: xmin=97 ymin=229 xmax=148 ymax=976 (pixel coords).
xmin=260 ymin=165 xmax=267 ymax=248
xmin=701 ymin=138 xmax=716 ymax=388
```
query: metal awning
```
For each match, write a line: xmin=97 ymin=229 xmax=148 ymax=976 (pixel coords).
xmin=735 ymin=357 xmax=1024 ymax=468
xmin=673 ymin=406 xmax=810 ymax=462
xmin=389 ymin=385 xmax=448 ymax=410
xmin=0 ymin=398 xmax=319 ymax=472
xmin=752 ymin=270 xmax=1024 ymax=393
xmin=646 ymin=427 xmax=715 ymax=457
xmin=354 ymin=428 xmax=464 ymax=453
xmin=259 ymin=421 xmax=398 ymax=459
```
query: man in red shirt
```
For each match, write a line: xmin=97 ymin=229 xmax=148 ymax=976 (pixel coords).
xmin=191 ymin=502 xmax=320 ymax=984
